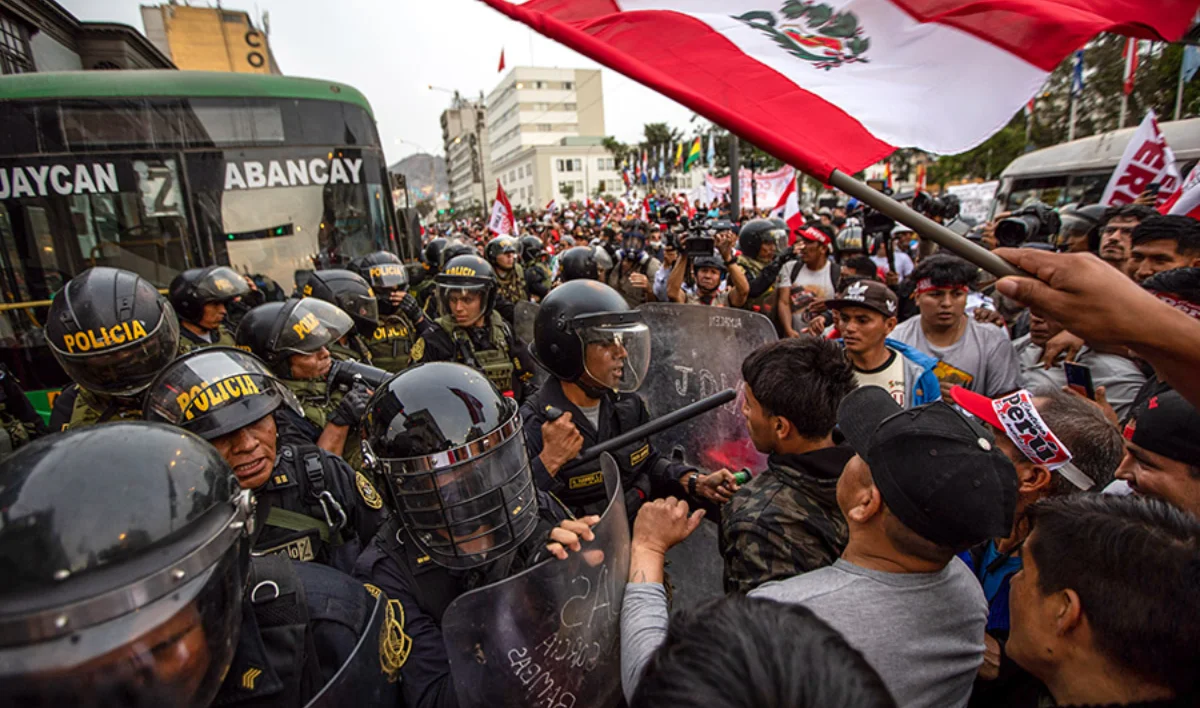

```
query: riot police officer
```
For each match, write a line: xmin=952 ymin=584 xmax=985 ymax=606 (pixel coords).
xmin=0 ymin=422 xmax=402 ymax=708
xmin=352 ymin=362 xmax=598 ymax=708
xmin=408 ymin=254 xmax=537 ymax=401
xmin=236 ymin=298 xmax=372 ymax=463
xmin=412 ymin=237 xmax=448 ymax=315
xmin=144 ymin=346 xmax=385 ymax=571
xmin=422 ymin=242 xmax=476 ymax=318
xmin=350 ymin=251 xmax=421 ymax=372
xmin=556 ymin=245 xmax=599 ymax=283
xmin=485 ymin=235 xmax=527 ymax=322
xmin=0 ymin=363 xmax=45 ymax=459
xmin=736 ymin=218 xmax=795 ymax=323
xmin=301 ymin=269 xmax=380 ymax=364
xmin=521 ymin=280 xmax=737 ymax=520
xmin=45 ymin=266 xmax=180 ymax=429
xmin=520 ymin=234 xmax=552 ymax=300
xmin=169 ymin=265 xmax=251 ymax=354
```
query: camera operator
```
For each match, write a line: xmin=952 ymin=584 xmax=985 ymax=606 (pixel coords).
xmin=992 ymin=203 xmax=1061 ymax=250
xmin=910 ymin=192 xmax=963 ymax=258
xmin=667 ymin=224 xmax=748 ymax=307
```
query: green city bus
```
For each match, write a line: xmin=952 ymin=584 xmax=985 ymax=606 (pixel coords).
xmin=0 ymin=70 xmax=405 ymax=418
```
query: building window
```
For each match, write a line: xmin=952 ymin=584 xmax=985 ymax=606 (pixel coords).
xmin=534 ymin=81 xmax=545 ymax=89
xmin=598 ymin=180 xmax=607 ymax=192
xmin=575 ymin=180 xmax=584 ymax=192
xmin=564 ymin=102 xmax=577 ymax=111
xmin=0 ymin=12 xmax=35 ymax=75
xmin=509 ymin=170 xmax=516 ymax=182
xmin=563 ymin=81 xmax=574 ymax=90
xmin=572 ymin=159 xmax=582 ymax=171
xmin=538 ymin=124 xmax=552 ymax=132
xmin=221 ymin=11 xmax=244 ymax=23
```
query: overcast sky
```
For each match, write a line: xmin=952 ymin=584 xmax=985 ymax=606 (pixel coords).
xmin=61 ymin=0 xmax=698 ymax=164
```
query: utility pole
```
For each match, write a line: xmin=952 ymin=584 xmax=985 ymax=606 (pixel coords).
xmin=729 ymin=137 xmax=741 ymax=221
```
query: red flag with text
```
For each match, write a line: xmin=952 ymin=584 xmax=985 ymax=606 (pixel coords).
xmin=488 ymin=181 xmax=519 ymax=235
xmin=477 ymin=0 xmax=1197 ymax=181
xmin=1160 ymin=164 xmax=1200 ymax=220
xmin=1100 ymin=111 xmax=1181 ymax=210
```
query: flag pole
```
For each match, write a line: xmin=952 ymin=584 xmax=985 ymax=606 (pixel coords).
xmin=1068 ymin=91 xmax=1078 ymax=142
xmin=827 ymin=170 xmax=1023 ymax=277
xmin=1175 ymin=48 xmax=1186 ymax=121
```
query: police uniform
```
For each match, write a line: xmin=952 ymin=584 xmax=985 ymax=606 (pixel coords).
xmin=327 ymin=334 xmax=375 ymax=365
xmin=66 ymin=387 xmax=144 ymax=429
xmin=525 ymin=261 xmax=552 ymax=300
xmin=521 ymin=377 xmax=689 ymax=520
xmin=363 ymin=313 xmax=417 ymax=372
xmin=279 ymin=377 xmax=369 ymax=474
xmin=410 ymin=312 xmax=535 ymax=401
xmin=718 ymin=446 xmax=856 ymax=594
xmin=254 ymin=436 xmax=387 ymax=574
xmin=177 ymin=323 xmax=240 ymax=354
xmin=494 ymin=263 xmax=528 ymax=308
xmin=0 ymin=364 xmax=45 ymax=457
xmin=737 ymin=254 xmax=777 ymax=318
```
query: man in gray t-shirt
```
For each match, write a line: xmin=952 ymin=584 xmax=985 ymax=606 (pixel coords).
xmin=891 ymin=255 xmax=1020 ymax=397
xmin=750 ymin=387 xmax=1018 ymax=708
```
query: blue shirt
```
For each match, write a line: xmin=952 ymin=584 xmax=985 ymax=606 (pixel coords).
xmin=959 ymin=540 xmax=1022 ymax=633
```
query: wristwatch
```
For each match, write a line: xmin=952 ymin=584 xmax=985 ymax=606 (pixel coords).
xmin=724 ymin=256 xmax=737 ymax=267
xmin=687 ymin=471 xmax=700 ymax=496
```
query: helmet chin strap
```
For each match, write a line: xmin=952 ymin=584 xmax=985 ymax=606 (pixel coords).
xmin=575 ymin=371 xmax=612 ymax=399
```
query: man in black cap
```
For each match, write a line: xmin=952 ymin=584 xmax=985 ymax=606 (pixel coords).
xmin=749 ymin=387 xmax=1018 ymax=708
xmin=1115 ymin=389 xmax=1200 ymax=518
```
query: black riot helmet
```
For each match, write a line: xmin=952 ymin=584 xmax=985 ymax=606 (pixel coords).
xmin=440 ymin=242 xmax=476 ymax=268
xmin=692 ymin=254 xmax=727 ymax=276
xmin=360 ymin=362 xmax=539 ymax=570
xmin=519 ymin=235 xmax=544 ymax=264
xmin=435 ymin=255 xmax=497 ymax=324
xmin=1058 ymin=204 xmax=1107 ymax=253
xmin=421 ymin=238 xmax=448 ymax=272
xmin=303 ymin=269 xmax=380 ymax=335
xmin=0 ymin=422 xmax=254 ymax=708
xmin=557 ymin=246 xmax=599 ymax=282
xmin=235 ymin=297 xmax=353 ymax=376
xmin=738 ymin=219 xmax=782 ymax=261
xmin=46 ymin=267 xmax=181 ymax=397
xmin=533 ymin=280 xmax=650 ymax=392
xmin=143 ymin=347 xmax=302 ymax=442
xmin=350 ymin=251 xmax=409 ymax=291
xmin=485 ymin=236 xmax=519 ymax=268
xmin=168 ymin=266 xmax=251 ymax=323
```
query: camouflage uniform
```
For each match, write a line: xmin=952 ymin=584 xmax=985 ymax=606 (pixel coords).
xmin=0 ymin=365 xmax=45 ymax=458
xmin=720 ymin=446 xmax=855 ymax=594
xmin=66 ymin=387 xmax=143 ymax=430
xmin=280 ymin=378 xmax=364 ymax=473
xmin=495 ymin=263 xmax=528 ymax=304
xmin=176 ymin=324 xmax=238 ymax=355
xmin=327 ymin=334 xmax=374 ymax=365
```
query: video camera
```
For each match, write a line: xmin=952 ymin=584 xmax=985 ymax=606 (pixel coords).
xmin=912 ymin=192 xmax=961 ymax=222
xmin=683 ymin=218 xmax=734 ymax=257
xmin=994 ymin=203 xmax=1061 ymax=248
xmin=328 ymin=359 xmax=391 ymax=390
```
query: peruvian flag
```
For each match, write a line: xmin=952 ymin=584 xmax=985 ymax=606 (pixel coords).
xmin=477 ymin=0 xmax=1197 ymax=181
xmin=1122 ymin=38 xmax=1139 ymax=95
xmin=544 ymin=198 xmax=557 ymax=213
xmin=770 ymin=172 xmax=805 ymax=236
xmin=639 ymin=197 xmax=650 ymax=221
xmin=488 ymin=181 xmax=519 ymax=235
xmin=915 ymin=163 xmax=927 ymax=195
xmin=498 ymin=48 xmax=506 ymax=73
xmin=1161 ymin=164 xmax=1200 ymax=219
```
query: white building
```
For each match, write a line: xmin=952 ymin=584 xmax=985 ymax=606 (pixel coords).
xmin=494 ymin=137 xmax=623 ymax=210
xmin=486 ymin=67 xmax=605 ymax=172
xmin=440 ymin=92 xmax=490 ymax=213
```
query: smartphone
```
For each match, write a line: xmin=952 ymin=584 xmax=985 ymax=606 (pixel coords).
xmin=1064 ymin=362 xmax=1095 ymax=400
xmin=1146 ymin=181 xmax=1162 ymax=196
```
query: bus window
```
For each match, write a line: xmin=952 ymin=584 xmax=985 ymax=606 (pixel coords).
xmin=1063 ymin=173 xmax=1111 ymax=206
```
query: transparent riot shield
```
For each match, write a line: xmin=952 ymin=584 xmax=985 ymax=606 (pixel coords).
xmin=442 ymin=453 xmax=630 ymax=708
xmin=637 ymin=303 xmax=778 ymax=611
xmin=514 ymin=300 xmax=549 ymax=390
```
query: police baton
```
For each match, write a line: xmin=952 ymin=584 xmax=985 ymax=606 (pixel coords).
xmin=558 ymin=388 xmax=736 ymax=476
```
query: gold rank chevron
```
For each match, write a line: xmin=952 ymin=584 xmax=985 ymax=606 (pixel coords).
xmin=242 ymin=667 xmax=262 ymax=690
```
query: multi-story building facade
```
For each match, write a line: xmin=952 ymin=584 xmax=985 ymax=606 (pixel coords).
xmin=0 ymin=0 xmax=173 ymax=73
xmin=440 ymin=92 xmax=490 ymax=213
xmin=140 ymin=2 xmax=280 ymax=74
xmin=493 ymin=136 xmax=623 ymax=210
xmin=486 ymin=67 xmax=604 ymax=172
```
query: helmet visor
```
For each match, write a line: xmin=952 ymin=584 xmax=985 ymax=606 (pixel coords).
xmin=336 ymin=290 xmax=380 ymax=326
xmin=272 ymin=298 xmax=353 ymax=355
xmin=577 ymin=316 xmax=651 ymax=393
xmin=435 ymin=283 xmax=489 ymax=323
xmin=51 ymin=306 xmax=180 ymax=397
xmin=193 ymin=267 xmax=250 ymax=302
xmin=378 ymin=417 xmax=539 ymax=570
xmin=364 ymin=262 xmax=408 ymax=290
xmin=143 ymin=348 xmax=302 ymax=440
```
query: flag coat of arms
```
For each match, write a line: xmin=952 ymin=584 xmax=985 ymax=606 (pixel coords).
xmin=479 ymin=0 xmax=1198 ymax=180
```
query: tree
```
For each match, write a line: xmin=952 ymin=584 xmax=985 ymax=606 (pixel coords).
xmin=602 ymin=136 xmax=632 ymax=167
xmin=560 ymin=183 xmax=575 ymax=201
xmin=414 ymin=198 xmax=436 ymax=219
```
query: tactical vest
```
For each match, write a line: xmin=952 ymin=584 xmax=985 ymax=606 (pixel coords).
xmin=738 ymin=255 xmax=776 ymax=318
xmin=528 ymin=262 xmax=552 ymax=292
xmin=413 ymin=279 xmax=440 ymax=317
xmin=365 ymin=313 xmax=415 ymax=373
xmin=254 ymin=444 xmax=355 ymax=567
xmin=66 ymin=389 xmax=143 ymax=429
xmin=281 ymin=379 xmax=363 ymax=473
xmin=495 ymin=263 xmax=528 ymax=303
xmin=435 ymin=312 xmax=515 ymax=395
xmin=177 ymin=325 xmax=239 ymax=355
xmin=328 ymin=335 xmax=374 ymax=366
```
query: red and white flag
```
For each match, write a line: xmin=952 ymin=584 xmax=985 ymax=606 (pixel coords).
xmin=478 ymin=0 xmax=1196 ymax=180
xmin=488 ymin=181 xmax=519 ymax=235
xmin=544 ymin=198 xmax=557 ymax=213
xmin=1100 ymin=110 xmax=1181 ymax=210
xmin=769 ymin=172 xmax=805 ymax=234
xmin=639 ymin=197 xmax=650 ymax=221
xmin=1160 ymin=163 xmax=1200 ymax=219
xmin=1122 ymin=38 xmax=1139 ymax=95
xmin=498 ymin=48 xmax=506 ymax=73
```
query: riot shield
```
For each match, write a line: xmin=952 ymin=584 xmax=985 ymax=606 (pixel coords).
xmin=514 ymin=300 xmax=549 ymax=390
xmin=637 ymin=303 xmax=776 ymax=473
xmin=442 ymin=453 xmax=630 ymax=708
xmin=305 ymin=592 xmax=401 ymax=707
xmin=637 ymin=303 xmax=777 ymax=611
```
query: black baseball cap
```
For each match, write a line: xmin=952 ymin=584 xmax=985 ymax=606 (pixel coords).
xmin=828 ymin=279 xmax=899 ymax=319
xmin=1124 ymin=389 xmax=1200 ymax=466
xmin=837 ymin=386 xmax=1018 ymax=549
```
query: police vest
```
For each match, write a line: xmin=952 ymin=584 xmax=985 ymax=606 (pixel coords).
xmin=328 ymin=334 xmax=374 ymax=366
xmin=177 ymin=324 xmax=239 ymax=356
xmin=254 ymin=444 xmax=355 ymax=567
xmin=435 ymin=313 xmax=516 ymax=395
xmin=528 ymin=262 xmax=553 ymax=291
xmin=280 ymin=379 xmax=365 ymax=473
xmin=365 ymin=313 xmax=415 ymax=373
xmin=412 ymin=279 xmax=439 ymax=317
xmin=66 ymin=388 xmax=143 ymax=430
xmin=738 ymin=255 xmax=776 ymax=317
xmin=495 ymin=263 xmax=528 ymax=303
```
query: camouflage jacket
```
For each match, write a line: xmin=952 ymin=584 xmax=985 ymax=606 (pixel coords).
xmin=177 ymin=324 xmax=238 ymax=355
xmin=720 ymin=445 xmax=855 ymax=594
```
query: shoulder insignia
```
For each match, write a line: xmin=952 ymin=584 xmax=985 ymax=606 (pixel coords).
xmin=411 ymin=337 xmax=426 ymax=361
xmin=363 ymin=583 xmax=412 ymax=680
xmin=356 ymin=471 xmax=384 ymax=510
xmin=242 ymin=667 xmax=263 ymax=690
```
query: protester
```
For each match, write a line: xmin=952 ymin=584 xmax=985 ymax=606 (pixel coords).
xmin=1004 ymin=494 xmax=1200 ymax=707
xmin=871 ymin=225 xmax=917 ymax=282
xmin=745 ymin=387 xmax=1017 ymax=708
xmin=777 ymin=224 xmax=840 ymax=338
xmin=891 ymin=255 xmax=1021 ymax=397
xmin=652 ymin=236 xmax=679 ymax=301
xmin=828 ymin=279 xmax=941 ymax=407
xmin=606 ymin=231 xmax=661 ymax=307
xmin=1126 ymin=214 xmax=1200 ymax=283
xmin=1115 ymin=389 xmax=1200 ymax=518
xmin=1097 ymin=204 xmax=1155 ymax=275
xmin=720 ymin=337 xmax=857 ymax=593
xmin=1120 ymin=267 xmax=1200 ymax=418
xmin=949 ymin=385 xmax=1125 ymax=707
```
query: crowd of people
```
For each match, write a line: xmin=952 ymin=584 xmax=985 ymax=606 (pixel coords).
xmin=0 ymin=184 xmax=1199 ymax=708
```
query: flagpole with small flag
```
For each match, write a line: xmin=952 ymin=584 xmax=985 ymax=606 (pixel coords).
xmin=1120 ymin=38 xmax=1139 ymax=128
xmin=1176 ymin=44 xmax=1200 ymax=121
xmin=1069 ymin=49 xmax=1084 ymax=141
xmin=498 ymin=48 xmax=506 ymax=73
xmin=685 ymin=136 xmax=702 ymax=172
